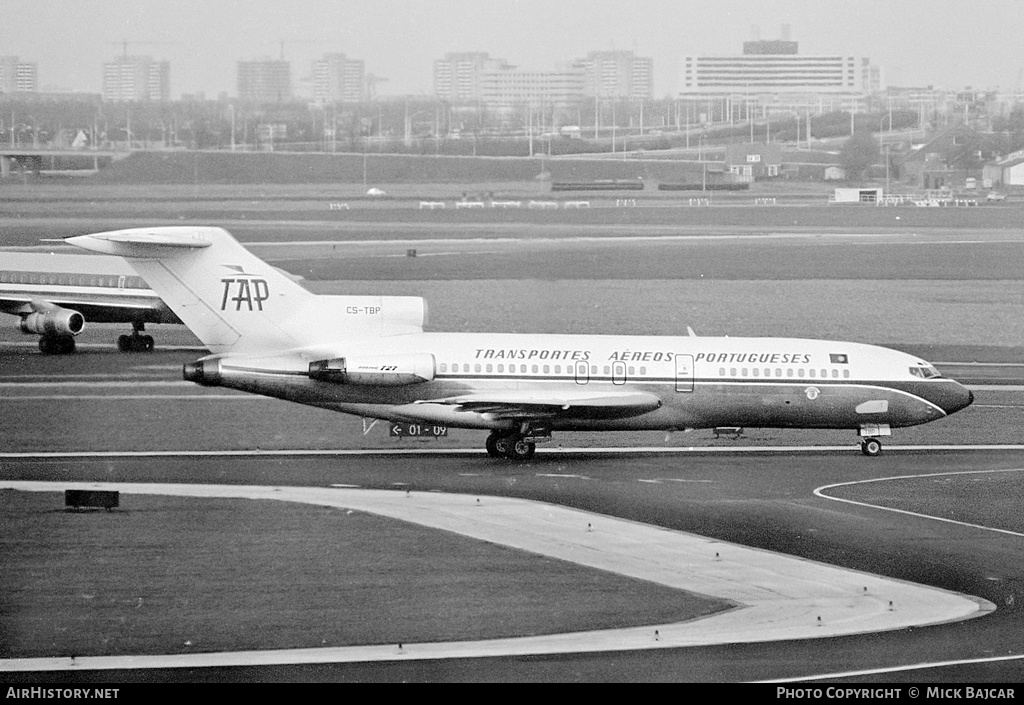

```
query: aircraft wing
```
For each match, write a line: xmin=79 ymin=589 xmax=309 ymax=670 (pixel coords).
xmin=419 ymin=390 xmax=662 ymax=420
xmin=0 ymin=293 xmax=178 ymax=325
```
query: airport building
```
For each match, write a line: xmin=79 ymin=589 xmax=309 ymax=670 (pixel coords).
xmin=237 ymin=59 xmax=292 ymax=103
xmin=0 ymin=56 xmax=38 ymax=94
xmin=312 ymin=53 xmax=365 ymax=103
xmin=575 ymin=50 xmax=653 ymax=99
xmin=679 ymin=26 xmax=882 ymax=115
xmin=102 ymin=56 xmax=170 ymax=102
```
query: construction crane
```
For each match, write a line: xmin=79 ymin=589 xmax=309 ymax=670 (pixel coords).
xmin=262 ymin=40 xmax=331 ymax=60
xmin=365 ymin=73 xmax=388 ymax=100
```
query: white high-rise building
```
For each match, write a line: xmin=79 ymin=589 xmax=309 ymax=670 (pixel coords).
xmin=237 ymin=59 xmax=292 ymax=102
xmin=434 ymin=52 xmax=511 ymax=101
xmin=103 ymin=56 xmax=170 ymax=101
xmin=0 ymin=56 xmax=38 ymax=93
xmin=576 ymin=51 xmax=653 ymax=99
xmin=312 ymin=53 xmax=365 ymax=103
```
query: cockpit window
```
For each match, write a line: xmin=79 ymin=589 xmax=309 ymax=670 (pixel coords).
xmin=909 ymin=365 xmax=942 ymax=379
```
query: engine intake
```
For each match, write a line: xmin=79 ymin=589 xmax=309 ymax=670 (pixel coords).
xmin=309 ymin=353 xmax=435 ymax=386
xmin=20 ymin=308 xmax=85 ymax=337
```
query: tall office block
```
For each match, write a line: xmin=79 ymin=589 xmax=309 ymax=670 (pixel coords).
xmin=237 ymin=59 xmax=292 ymax=102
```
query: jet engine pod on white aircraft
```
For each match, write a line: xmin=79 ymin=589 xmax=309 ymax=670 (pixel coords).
xmin=308 ymin=353 xmax=435 ymax=386
xmin=20 ymin=308 xmax=85 ymax=337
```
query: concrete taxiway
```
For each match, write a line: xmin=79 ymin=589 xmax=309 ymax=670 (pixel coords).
xmin=0 ymin=480 xmax=993 ymax=673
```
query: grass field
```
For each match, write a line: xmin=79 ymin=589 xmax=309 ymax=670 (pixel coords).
xmin=0 ymin=491 xmax=727 ymax=659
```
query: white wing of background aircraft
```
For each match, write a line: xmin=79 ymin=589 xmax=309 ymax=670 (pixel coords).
xmin=67 ymin=226 xmax=973 ymax=459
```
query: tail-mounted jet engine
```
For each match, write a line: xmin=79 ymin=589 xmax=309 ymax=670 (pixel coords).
xmin=308 ymin=354 xmax=436 ymax=386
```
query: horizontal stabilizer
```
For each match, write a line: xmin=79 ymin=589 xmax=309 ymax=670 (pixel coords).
xmin=66 ymin=228 xmax=214 ymax=257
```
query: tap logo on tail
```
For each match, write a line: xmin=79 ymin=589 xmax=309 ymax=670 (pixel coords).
xmin=219 ymin=265 xmax=269 ymax=311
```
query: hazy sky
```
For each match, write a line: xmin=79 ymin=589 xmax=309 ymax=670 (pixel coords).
xmin=3 ymin=0 xmax=1022 ymax=98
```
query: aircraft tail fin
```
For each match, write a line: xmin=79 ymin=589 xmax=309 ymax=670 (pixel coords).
xmin=66 ymin=227 xmax=321 ymax=353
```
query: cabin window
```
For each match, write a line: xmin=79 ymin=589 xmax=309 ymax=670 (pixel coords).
xmin=752 ymin=368 xmax=759 ymax=377
xmin=798 ymin=369 xmax=805 ymax=378
xmin=543 ymin=365 xmax=549 ymax=374
xmin=0 ymin=272 xmax=6 ymax=283
xmin=603 ymin=366 xmax=610 ymax=375
xmin=809 ymin=369 xmax=816 ymax=378
xmin=628 ymin=366 xmax=635 ymax=376
xmin=590 ymin=365 xmax=597 ymax=375
xmin=521 ymin=365 xmax=527 ymax=373
xmin=843 ymin=370 xmax=850 ymax=378
xmin=474 ymin=364 xmax=481 ymax=373
xmin=531 ymin=365 xmax=538 ymax=373
xmin=831 ymin=369 xmax=839 ymax=378
xmin=486 ymin=364 xmax=493 ymax=373
xmin=730 ymin=368 xmax=737 ymax=376
xmin=554 ymin=365 xmax=561 ymax=374
xmin=821 ymin=369 xmax=827 ymax=378
xmin=742 ymin=368 xmax=748 ymax=377
xmin=786 ymin=369 xmax=793 ymax=377
xmin=440 ymin=363 xmax=447 ymax=373
xmin=497 ymin=364 xmax=504 ymax=373
xmin=764 ymin=368 xmax=771 ymax=377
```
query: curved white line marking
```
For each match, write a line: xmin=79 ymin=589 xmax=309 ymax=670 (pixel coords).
xmin=815 ymin=468 xmax=1024 ymax=538
xmin=760 ymin=652 xmax=1024 ymax=683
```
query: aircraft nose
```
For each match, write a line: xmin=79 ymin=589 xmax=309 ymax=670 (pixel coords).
xmin=939 ymin=382 xmax=974 ymax=416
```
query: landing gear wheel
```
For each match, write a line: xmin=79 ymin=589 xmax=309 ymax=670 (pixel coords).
xmin=39 ymin=335 xmax=75 ymax=355
xmin=504 ymin=438 xmax=536 ymax=461
xmin=492 ymin=434 xmax=514 ymax=459
xmin=861 ymin=438 xmax=882 ymax=457
xmin=119 ymin=333 xmax=155 ymax=353
xmin=485 ymin=432 xmax=503 ymax=458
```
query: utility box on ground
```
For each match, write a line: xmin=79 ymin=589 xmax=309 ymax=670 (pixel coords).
xmin=65 ymin=489 xmax=119 ymax=511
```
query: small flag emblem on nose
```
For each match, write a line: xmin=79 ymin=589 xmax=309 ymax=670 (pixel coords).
xmin=830 ymin=353 xmax=849 ymax=364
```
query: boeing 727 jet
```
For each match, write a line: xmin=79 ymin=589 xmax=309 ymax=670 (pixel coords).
xmin=0 ymin=252 xmax=179 ymax=353
xmin=67 ymin=226 xmax=973 ymax=458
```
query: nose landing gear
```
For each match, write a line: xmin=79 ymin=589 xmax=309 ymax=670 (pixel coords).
xmin=860 ymin=437 xmax=883 ymax=457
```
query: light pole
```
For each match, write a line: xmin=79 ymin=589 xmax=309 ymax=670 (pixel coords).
xmin=698 ymin=134 xmax=706 ymax=191
xmin=884 ymin=142 xmax=891 ymax=194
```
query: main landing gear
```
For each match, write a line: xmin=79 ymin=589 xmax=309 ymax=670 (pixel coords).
xmin=38 ymin=334 xmax=76 ymax=355
xmin=486 ymin=426 xmax=550 ymax=461
xmin=117 ymin=322 xmax=155 ymax=353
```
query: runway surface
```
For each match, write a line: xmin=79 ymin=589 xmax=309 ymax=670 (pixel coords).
xmin=2 ymin=209 xmax=1024 ymax=682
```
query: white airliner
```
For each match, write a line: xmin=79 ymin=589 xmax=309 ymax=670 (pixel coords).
xmin=67 ymin=226 xmax=973 ymax=459
xmin=0 ymin=252 xmax=179 ymax=353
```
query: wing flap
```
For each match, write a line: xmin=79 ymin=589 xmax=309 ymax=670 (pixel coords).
xmin=419 ymin=390 xmax=661 ymax=420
